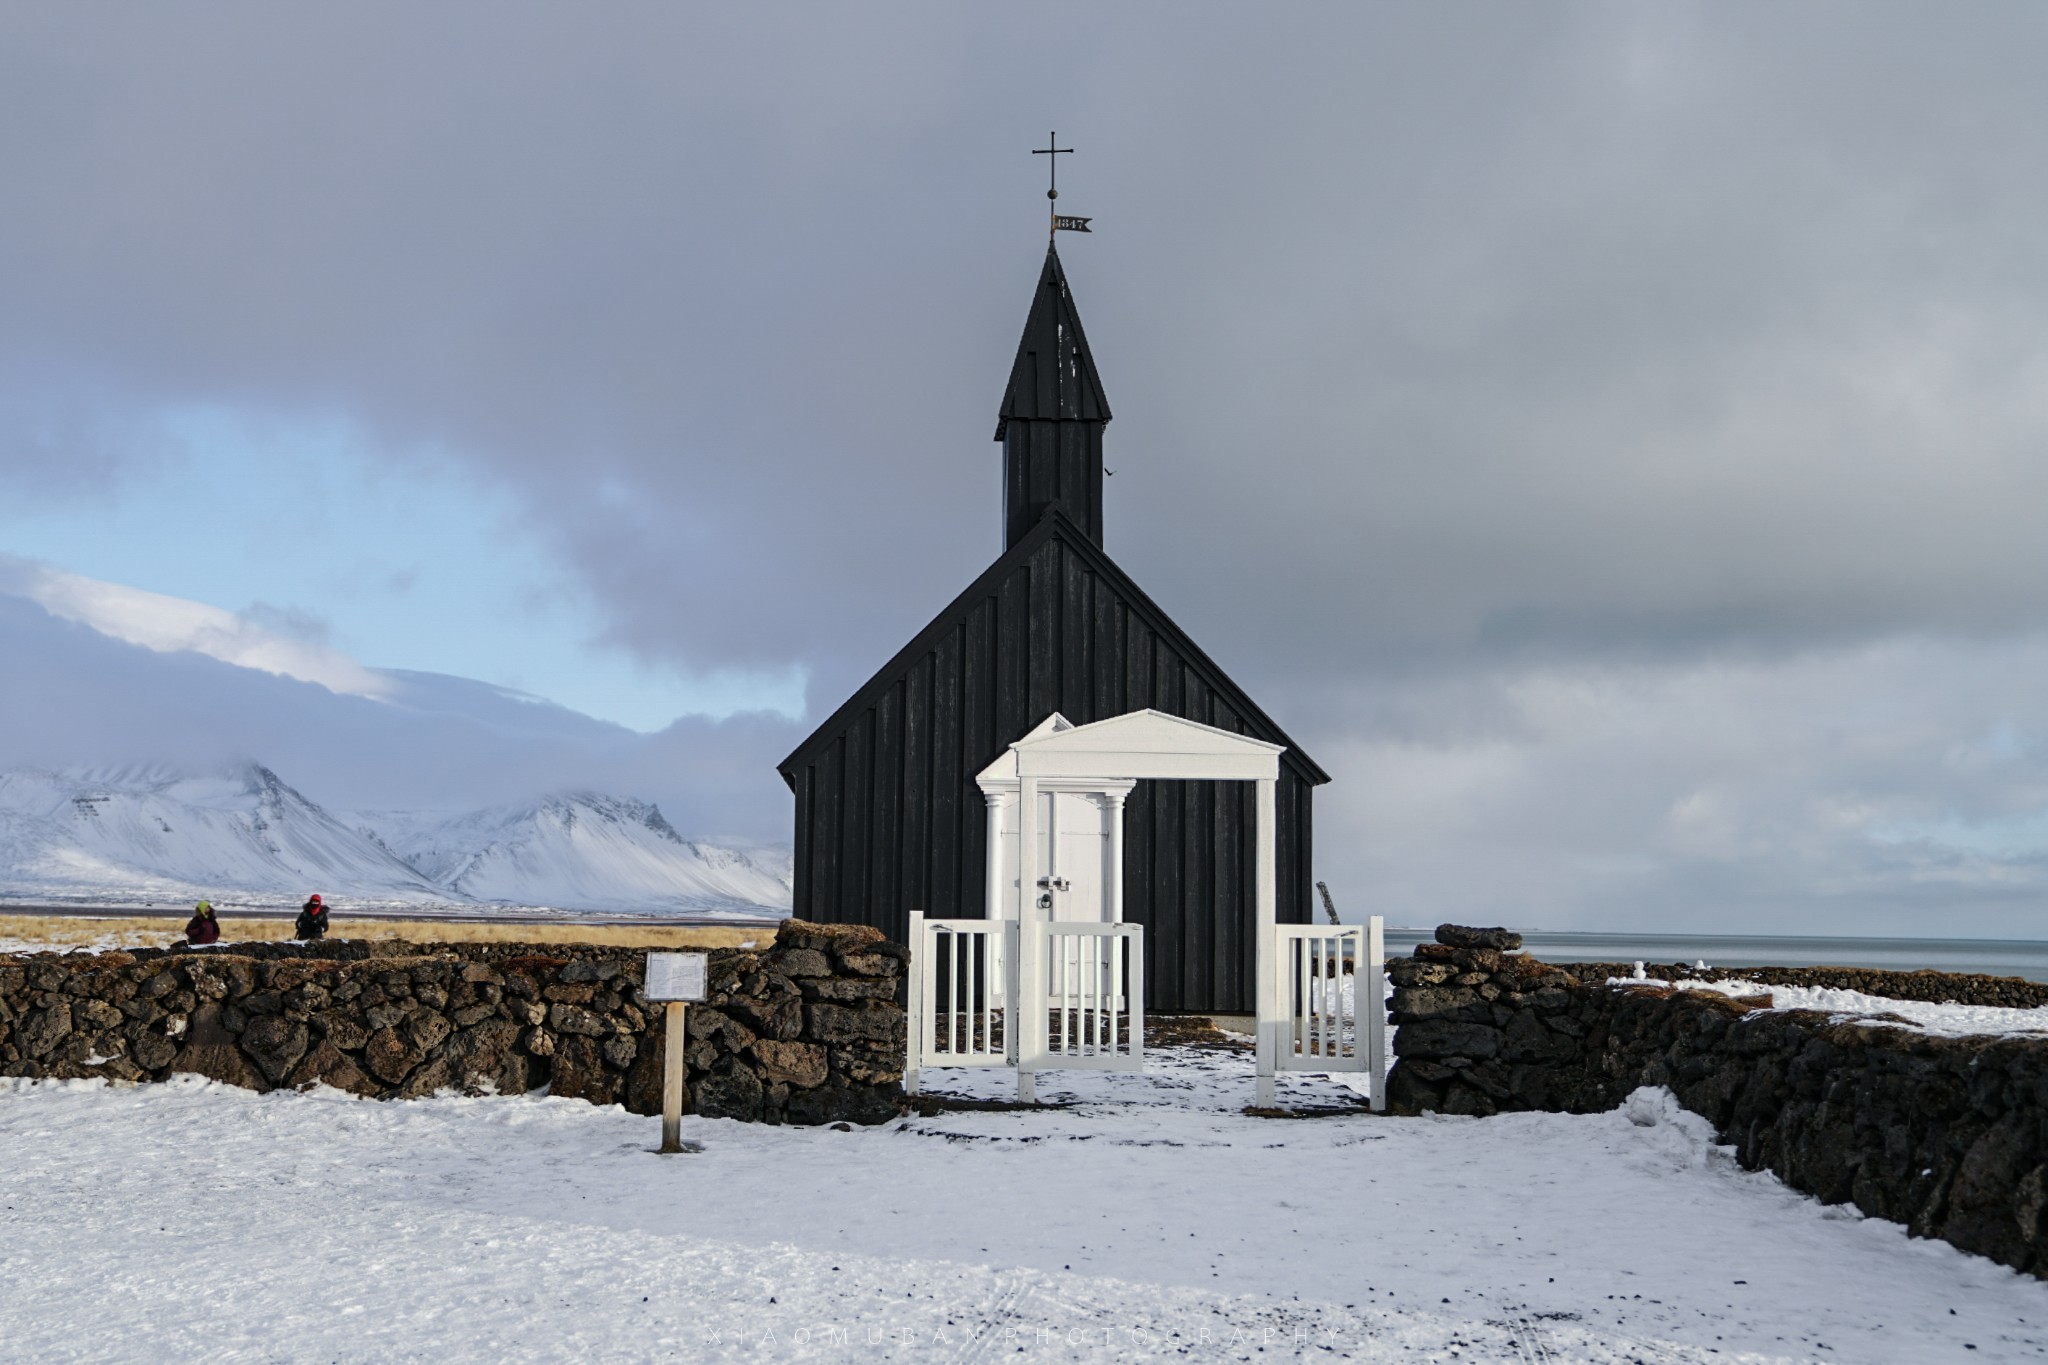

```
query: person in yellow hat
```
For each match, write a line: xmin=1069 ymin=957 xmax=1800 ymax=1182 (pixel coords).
xmin=184 ymin=900 xmax=221 ymax=946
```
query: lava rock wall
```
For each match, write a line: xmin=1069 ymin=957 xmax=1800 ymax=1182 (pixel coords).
xmin=0 ymin=918 xmax=905 ymax=1126
xmin=1387 ymin=930 xmax=2048 ymax=1277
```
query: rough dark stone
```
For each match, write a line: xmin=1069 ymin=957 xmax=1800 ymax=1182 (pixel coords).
xmin=694 ymin=1058 xmax=765 ymax=1121
xmin=726 ymin=993 xmax=803 ymax=1042
xmin=623 ymin=1034 xmax=673 ymax=1117
xmin=755 ymin=1039 xmax=828 ymax=1088
xmin=1435 ymin=924 xmax=1524 ymax=951
xmin=405 ymin=1011 xmax=454 ymax=1053
xmin=1393 ymin=1018 xmax=1501 ymax=1061
xmin=800 ymin=977 xmax=898 ymax=1002
xmin=240 ymin=1015 xmax=310 ymax=1084
xmin=806 ymin=1002 xmax=904 ymax=1045
xmin=19 ymin=1002 xmax=73 ymax=1058
xmin=444 ymin=1019 xmax=522 ymax=1091
xmin=285 ymin=1040 xmax=379 ymax=1097
xmin=169 ymin=1005 xmax=269 ymax=1091
xmin=317 ymin=1013 xmax=369 ymax=1051
xmin=363 ymin=1027 xmax=424 ymax=1086
xmin=549 ymin=1003 xmax=608 ymax=1037
xmin=773 ymin=948 xmax=833 ymax=978
xmin=548 ymin=1034 xmax=620 ymax=1105
xmin=128 ymin=1028 xmax=178 ymax=1072
xmin=777 ymin=919 xmax=884 ymax=956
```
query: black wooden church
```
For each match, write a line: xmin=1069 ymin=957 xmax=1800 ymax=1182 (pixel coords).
xmin=777 ymin=243 xmax=1329 ymax=1013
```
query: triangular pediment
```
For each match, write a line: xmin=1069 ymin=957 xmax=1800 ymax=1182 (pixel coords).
xmin=993 ymin=708 xmax=1286 ymax=783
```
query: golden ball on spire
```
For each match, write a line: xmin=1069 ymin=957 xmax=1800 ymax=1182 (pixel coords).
xmin=1048 ymin=189 xmax=1058 ymax=200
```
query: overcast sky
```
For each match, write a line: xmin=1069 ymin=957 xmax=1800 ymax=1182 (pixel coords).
xmin=6 ymin=3 xmax=2048 ymax=935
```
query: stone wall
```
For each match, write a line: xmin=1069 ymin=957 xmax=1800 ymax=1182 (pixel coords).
xmin=0 ymin=919 xmax=906 ymax=1126
xmin=1387 ymin=927 xmax=2048 ymax=1277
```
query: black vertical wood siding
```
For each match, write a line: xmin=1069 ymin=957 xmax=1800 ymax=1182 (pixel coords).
xmin=780 ymin=512 xmax=1328 ymax=1015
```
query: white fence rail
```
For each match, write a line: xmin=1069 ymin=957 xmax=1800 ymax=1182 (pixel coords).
xmin=1258 ymin=917 xmax=1386 ymax=1111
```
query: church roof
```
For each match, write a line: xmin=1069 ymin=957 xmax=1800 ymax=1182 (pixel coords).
xmin=995 ymin=245 xmax=1112 ymax=440
xmin=777 ymin=506 xmax=1329 ymax=788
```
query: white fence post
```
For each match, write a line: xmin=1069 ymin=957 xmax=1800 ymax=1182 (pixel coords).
xmin=1253 ymin=777 xmax=1278 ymax=1108
xmin=1128 ymin=928 xmax=1145 ymax=1067
xmin=904 ymin=910 xmax=925 ymax=1097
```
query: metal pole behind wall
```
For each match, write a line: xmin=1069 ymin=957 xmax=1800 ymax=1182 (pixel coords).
xmin=1254 ymin=775 xmax=1278 ymax=1108
xmin=1366 ymin=914 xmax=1387 ymax=1112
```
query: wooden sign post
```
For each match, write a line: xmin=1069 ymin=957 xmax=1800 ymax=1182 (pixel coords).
xmin=644 ymin=952 xmax=708 ymax=1154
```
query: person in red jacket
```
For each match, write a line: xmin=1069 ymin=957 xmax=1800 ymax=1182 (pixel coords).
xmin=184 ymin=900 xmax=221 ymax=946
xmin=294 ymin=894 xmax=329 ymax=942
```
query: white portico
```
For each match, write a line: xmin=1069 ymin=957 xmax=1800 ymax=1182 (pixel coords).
xmin=975 ymin=714 xmax=1136 ymax=929
xmin=912 ymin=708 xmax=1384 ymax=1109
xmin=970 ymin=709 xmax=1288 ymax=1099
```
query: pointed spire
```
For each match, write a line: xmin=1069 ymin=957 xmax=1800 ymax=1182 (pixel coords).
xmin=994 ymin=244 xmax=1113 ymax=551
xmin=995 ymin=244 xmax=1111 ymax=440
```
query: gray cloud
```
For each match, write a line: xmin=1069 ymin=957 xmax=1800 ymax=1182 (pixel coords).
xmin=6 ymin=4 xmax=2048 ymax=929
xmin=0 ymin=595 xmax=801 ymax=839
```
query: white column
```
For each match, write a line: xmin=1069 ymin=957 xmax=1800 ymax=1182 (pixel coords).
xmin=1104 ymin=790 xmax=1127 ymax=924
xmin=1017 ymin=770 xmax=1040 ymax=1103
xmin=984 ymin=792 xmax=1006 ymax=920
xmin=1254 ymin=775 xmax=1278 ymax=1108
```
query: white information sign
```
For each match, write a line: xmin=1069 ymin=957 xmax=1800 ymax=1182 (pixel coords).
xmin=645 ymin=952 xmax=708 ymax=1003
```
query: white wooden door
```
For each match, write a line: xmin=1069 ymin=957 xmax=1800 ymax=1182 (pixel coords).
xmin=997 ymin=790 xmax=1111 ymax=923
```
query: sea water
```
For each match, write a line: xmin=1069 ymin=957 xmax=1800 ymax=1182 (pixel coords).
xmin=1381 ymin=928 xmax=2048 ymax=984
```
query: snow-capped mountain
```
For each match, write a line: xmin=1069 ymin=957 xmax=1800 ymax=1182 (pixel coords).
xmin=0 ymin=764 xmax=446 ymax=905
xmin=0 ymin=764 xmax=790 ymax=917
xmin=354 ymin=794 xmax=792 ymax=915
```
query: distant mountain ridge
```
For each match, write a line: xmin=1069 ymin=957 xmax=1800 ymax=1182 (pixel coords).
xmin=0 ymin=763 xmax=789 ymax=916
xmin=351 ymin=792 xmax=791 ymax=914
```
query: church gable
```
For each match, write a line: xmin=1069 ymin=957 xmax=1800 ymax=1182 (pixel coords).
xmin=778 ymin=508 xmax=1327 ymax=794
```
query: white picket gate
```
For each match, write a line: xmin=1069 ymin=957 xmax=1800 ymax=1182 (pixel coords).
xmin=1024 ymin=921 xmax=1144 ymax=1072
xmin=1257 ymin=917 xmax=1387 ymax=1111
xmin=903 ymin=915 xmax=1014 ymax=1096
xmin=905 ymin=912 xmax=1143 ymax=1101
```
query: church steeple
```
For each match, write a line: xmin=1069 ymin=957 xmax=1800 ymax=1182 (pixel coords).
xmin=996 ymin=243 xmax=1112 ymax=551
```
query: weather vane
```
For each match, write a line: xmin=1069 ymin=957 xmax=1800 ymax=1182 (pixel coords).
xmin=1034 ymin=131 xmax=1092 ymax=239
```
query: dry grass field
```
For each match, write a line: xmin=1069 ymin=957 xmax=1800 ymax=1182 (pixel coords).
xmin=0 ymin=914 xmax=771 ymax=956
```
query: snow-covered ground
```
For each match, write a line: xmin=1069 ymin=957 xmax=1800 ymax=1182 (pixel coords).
xmin=1 ymin=1046 xmax=2039 ymax=1363
xmin=1621 ymin=973 xmax=2048 ymax=1038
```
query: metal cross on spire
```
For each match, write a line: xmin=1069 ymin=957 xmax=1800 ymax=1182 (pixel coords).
xmin=1033 ymin=131 xmax=1091 ymax=238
